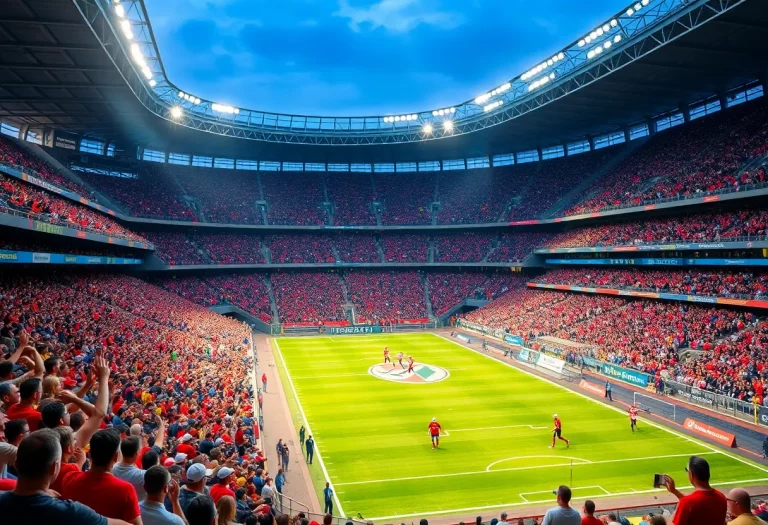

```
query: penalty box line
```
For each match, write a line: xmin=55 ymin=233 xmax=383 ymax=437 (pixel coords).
xmin=519 ymin=485 xmax=609 ymax=502
xmin=333 ymin=451 xmax=721 ymax=486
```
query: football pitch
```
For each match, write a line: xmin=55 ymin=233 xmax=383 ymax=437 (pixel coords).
xmin=273 ymin=333 xmax=768 ymax=520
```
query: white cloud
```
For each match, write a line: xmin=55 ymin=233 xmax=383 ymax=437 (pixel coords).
xmin=335 ymin=0 xmax=464 ymax=32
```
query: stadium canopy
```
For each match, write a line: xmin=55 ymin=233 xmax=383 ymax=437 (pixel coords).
xmin=0 ymin=0 xmax=767 ymax=164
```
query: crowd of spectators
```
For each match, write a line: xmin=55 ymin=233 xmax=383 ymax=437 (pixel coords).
xmin=375 ymin=173 xmax=435 ymax=225
xmin=205 ymin=274 xmax=274 ymax=323
xmin=261 ymin=172 xmax=326 ymax=226
xmin=429 ymin=273 xmax=492 ymax=315
xmin=176 ymin=167 xmax=263 ymax=225
xmin=381 ymin=234 xmax=429 ymax=263
xmin=433 ymin=232 xmax=495 ymax=262
xmin=0 ymin=272 xmax=270 ymax=525
xmin=333 ymin=233 xmax=380 ymax=263
xmin=144 ymin=232 xmax=209 ymax=265
xmin=152 ymin=274 xmax=221 ymax=306
xmin=544 ymin=208 xmax=768 ymax=248
xmin=193 ymin=234 xmax=265 ymax=265
xmin=534 ymin=268 xmax=768 ymax=299
xmin=271 ymin=272 xmax=345 ymax=323
xmin=566 ymin=99 xmax=768 ymax=216
xmin=0 ymin=174 xmax=148 ymax=243
xmin=79 ymin=166 xmax=198 ymax=221
xmin=346 ymin=271 xmax=427 ymax=322
xmin=0 ymin=135 xmax=92 ymax=198
xmin=487 ymin=233 xmax=548 ymax=263
xmin=267 ymin=235 xmax=335 ymax=264
xmin=327 ymin=173 xmax=377 ymax=225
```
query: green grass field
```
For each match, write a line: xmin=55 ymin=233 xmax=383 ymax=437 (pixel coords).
xmin=273 ymin=333 xmax=768 ymax=521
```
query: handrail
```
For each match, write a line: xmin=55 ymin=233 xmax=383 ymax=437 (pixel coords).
xmin=530 ymin=280 xmax=767 ymax=302
xmin=538 ymin=234 xmax=768 ymax=250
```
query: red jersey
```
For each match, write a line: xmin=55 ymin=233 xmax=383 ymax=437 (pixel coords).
xmin=61 ymin=470 xmax=140 ymax=522
xmin=6 ymin=403 xmax=42 ymax=432
xmin=629 ymin=407 xmax=638 ymax=420
xmin=672 ymin=488 xmax=726 ymax=525
xmin=384 ymin=349 xmax=389 ymax=357
xmin=554 ymin=417 xmax=562 ymax=430
xmin=428 ymin=421 xmax=441 ymax=436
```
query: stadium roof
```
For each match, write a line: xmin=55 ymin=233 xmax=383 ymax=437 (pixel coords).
xmin=0 ymin=0 xmax=767 ymax=163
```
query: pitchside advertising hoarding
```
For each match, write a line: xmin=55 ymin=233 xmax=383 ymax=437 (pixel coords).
xmin=328 ymin=326 xmax=383 ymax=334
xmin=503 ymin=334 xmax=524 ymax=346
xmin=601 ymin=362 xmax=651 ymax=388
xmin=683 ymin=418 xmax=737 ymax=447
xmin=536 ymin=353 xmax=566 ymax=374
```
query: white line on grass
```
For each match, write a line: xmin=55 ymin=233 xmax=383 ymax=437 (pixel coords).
xmin=435 ymin=333 xmax=768 ymax=476
xmin=449 ymin=424 xmax=549 ymax=433
xmin=486 ymin=455 xmax=592 ymax=471
xmin=272 ymin=338 xmax=345 ymax=518
xmin=334 ymin=451 xmax=717 ymax=486
xmin=292 ymin=373 xmax=371 ymax=379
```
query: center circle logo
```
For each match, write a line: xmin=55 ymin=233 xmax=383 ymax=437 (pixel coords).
xmin=368 ymin=363 xmax=449 ymax=384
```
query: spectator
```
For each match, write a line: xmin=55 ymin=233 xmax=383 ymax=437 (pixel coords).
xmin=216 ymin=495 xmax=237 ymax=525
xmin=180 ymin=463 xmax=212 ymax=518
xmin=6 ymin=377 xmax=43 ymax=431
xmin=140 ymin=465 xmax=186 ymax=525
xmin=210 ymin=467 xmax=236 ymax=503
xmin=663 ymin=456 xmax=726 ymax=525
xmin=61 ymin=429 xmax=142 ymax=525
xmin=0 ymin=428 xmax=116 ymax=524
xmin=186 ymin=495 xmax=217 ymax=525
xmin=581 ymin=500 xmax=602 ymax=525
xmin=541 ymin=485 xmax=580 ymax=525
xmin=726 ymin=488 xmax=766 ymax=524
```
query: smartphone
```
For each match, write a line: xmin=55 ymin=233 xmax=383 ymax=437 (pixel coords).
xmin=653 ymin=474 xmax=665 ymax=488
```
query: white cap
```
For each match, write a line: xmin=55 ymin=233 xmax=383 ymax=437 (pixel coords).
xmin=553 ymin=414 xmax=558 ymax=418
xmin=174 ymin=453 xmax=188 ymax=463
xmin=181 ymin=433 xmax=194 ymax=442
xmin=214 ymin=438 xmax=225 ymax=446
xmin=217 ymin=466 xmax=235 ymax=479
xmin=432 ymin=418 xmax=437 ymax=422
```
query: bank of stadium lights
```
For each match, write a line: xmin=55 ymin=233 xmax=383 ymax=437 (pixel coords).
xmin=528 ymin=73 xmax=556 ymax=93
xmin=626 ymin=0 xmax=650 ymax=16
xmin=178 ymin=92 xmax=202 ymax=105
xmin=422 ymin=124 xmax=433 ymax=135
xmin=586 ymin=35 xmax=622 ymax=59
xmin=170 ymin=106 xmax=183 ymax=119
xmin=443 ymin=120 xmax=454 ymax=133
xmin=431 ymin=107 xmax=456 ymax=117
xmin=483 ymin=100 xmax=503 ymax=112
xmin=212 ymin=103 xmax=240 ymax=115
xmin=520 ymin=53 xmax=564 ymax=82
xmin=383 ymin=114 xmax=418 ymax=123
xmin=475 ymin=82 xmax=511 ymax=105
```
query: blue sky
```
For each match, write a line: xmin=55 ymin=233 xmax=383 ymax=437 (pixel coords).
xmin=145 ymin=0 xmax=629 ymax=116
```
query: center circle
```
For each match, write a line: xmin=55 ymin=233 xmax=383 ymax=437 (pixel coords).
xmin=368 ymin=362 xmax=450 ymax=384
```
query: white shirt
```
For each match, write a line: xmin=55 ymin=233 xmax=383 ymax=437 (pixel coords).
xmin=112 ymin=462 xmax=147 ymax=501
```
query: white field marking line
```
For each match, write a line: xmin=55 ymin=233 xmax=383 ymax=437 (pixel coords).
xmin=435 ymin=333 xmax=768 ymax=475
xmin=272 ymin=338 xmax=345 ymax=518
xmin=520 ymin=485 xmax=607 ymax=499
xmin=291 ymin=373 xmax=370 ymax=379
xmin=366 ymin=478 xmax=768 ymax=521
xmin=333 ymin=451 xmax=717 ymax=486
xmin=486 ymin=455 xmax=592 ymax=472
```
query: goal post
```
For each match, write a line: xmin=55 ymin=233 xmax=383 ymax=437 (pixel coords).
xmin=634 ymin=392 xmax=676 ymax=422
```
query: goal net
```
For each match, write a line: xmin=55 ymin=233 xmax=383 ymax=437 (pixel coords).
xmin=633 ymin=392 xmax=676 ymax=422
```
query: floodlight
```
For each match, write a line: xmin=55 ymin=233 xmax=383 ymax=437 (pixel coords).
xmin=587 ymin=50 xmax=595 ymax=59
xmin=149 ymin=79 xmax=156 ymax=87
xmin=141 ymin=67 xmax=152 ymax=79
xmin=614 ymin=35 xmax=622 ymax=43
xmin=423 ymin=124 xmax=433 ymax=134
xmin=596 ymin=28 xmax=603 ymax=37
xmin=130 ymin=44 xmax=146 ymax=67
xmin=547 ymin=59 xmax=553 ymax=66
xmin=395 ymin=116 xmax=400 ymax=122
xmin=443 ymin=120 xmax=453 ymax=132
xmin=119 ymin=20 xmax=133 ymax=39
xmin=115 ymin=3 xmax=125 ymax=17
xmin=602 ymin=24 xmax=610 ymax=32
xmin=590 ymin=31 xmax=597 ymax=40
xmin=170 ymin=106 xmax=183 ymax=119
xmin=585 ymin=35 xmax=592 ymax=43
xmin=450 ymin=107 xmax=456 ymax=113
xmin=578 ymin=39 xmax=585 ymax=47
xmin=194 ymin=98 xmax=201 ymax=105
xmin=635 ymin=2 xmax=642 ymax=10
xmin=432 ymin=110 xmax=438 ymax=117
xmin=438 ymin=109 xmax=445 ymax=116
xmin=626 ymin=8 xmax=634 ymax=15
xmin=178 ymin=91 xmax=184 ymax=98
xmin=610 ymin=19 xmax=618 ymax=27
xmin=558 ymin=52 xmax=565 ymax=60
xmin=642 ymin=0 xmax=649 ymax=5
xmin=549 ymin=72 xmax=555 ymax=79
xmin=603 ymin=41 xmax=611 ymax=50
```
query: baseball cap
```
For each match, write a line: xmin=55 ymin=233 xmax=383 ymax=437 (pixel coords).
xmin=174 ymin=453 xmax=188 ymax=463
xmin=431 ymin=417 xmax=436 ymax=422
xmin=163 ymin=458 xmax=176 ymax=467
xmin=186 ymin=463 xmax=214 ymax=482
xmin=214 ymin=438 xmax=225 ymax=446
xmin=217 ymin=466 xmax=235 ymax=479
xmin=181 ymin=433 xmax=194 ymax=443
xmin=553 ymin=414 xmax=558 ymax=418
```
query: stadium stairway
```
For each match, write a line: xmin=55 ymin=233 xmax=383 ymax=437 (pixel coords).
xmin=374 ymin=235 xmax=386 ymax=262
xmin=188 ymin=236 xmax=215 ymax=264
xmin=261 ymin=242 xmax=272 ymax=264
xmin=330 ymin=244 xmax=342 ymax=263
xmin=428 ymin=237 xmax=436 ymax=262
xmin=541 ymin=137 xmax=648 ymax=219
xmin=483 ymin=235 xmax=500 ymax=262
xmin=423 ymin=273 xmax=435 ymax=318
xmin=264 ymin=275 xmax=281 ymax=323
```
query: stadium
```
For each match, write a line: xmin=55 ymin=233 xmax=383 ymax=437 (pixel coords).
xmin=3 ymin=0 xmax=768 ymax=523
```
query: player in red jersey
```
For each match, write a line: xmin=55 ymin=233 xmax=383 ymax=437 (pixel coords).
xmin=629 ymin=404 xmax=639 ymax=432
xmin=397 ymin=352 xmax=405 ymax=368
xmin=428 ymin=418 xmax=442 ymax=449
xmin=407 ymin=356 xmax=415 ymax=373
xmin=383 ymin=347 xmax=391 ymax=364
xmin=549 ymin=414 xmax=570 ymax=448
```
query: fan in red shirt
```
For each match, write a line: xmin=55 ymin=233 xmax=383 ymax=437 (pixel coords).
xmin=663 ymin=456 xmax=726 ymax=525
xmin=210 ymin=466 xmax=236 ymax=503
xmin=61 ymin=429 xmax=141 ymax=524
xmin=6 ymin=377 xmax=43 ymax=432
xmin=428 ymin=418 xmax=442 ymax=449
xmin=629 ymin=404 xmax=639 ymax=433
xmin=549 ymin=414 xmax=570 ymax=449
xmin=176 ymin=433 xmax=198 ymax=458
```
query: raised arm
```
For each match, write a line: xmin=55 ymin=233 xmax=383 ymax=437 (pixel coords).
xmin=75 ymin=354 xmax=110 ymax=448
xmin=153 ymin=413 xmax=167 ymax=450
xmin=22 ymin=343 xmax=45 ymax=379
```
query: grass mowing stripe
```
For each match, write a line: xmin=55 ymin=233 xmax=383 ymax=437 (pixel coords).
xmin=276 ymin=333 xmax=768 ymax=519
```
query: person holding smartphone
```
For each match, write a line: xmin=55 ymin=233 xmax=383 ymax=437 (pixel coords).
xmin=663 ymin=456 xmax=726 ymax=525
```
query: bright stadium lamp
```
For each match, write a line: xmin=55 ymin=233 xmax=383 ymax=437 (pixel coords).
xmin=149 ymin=79 xmax=157 ymax=87
xmin=170 ymin=106 xmax=183 ymax=119
xmin=115 ymin=3 xmax=125 ymax=18
xmin=443 ymin=120 xmax=453 ymax=132
xmin=423 ymin=124 xmax=433 ymax=134
xmin=610 ymin=19 xmax=618 ymax=27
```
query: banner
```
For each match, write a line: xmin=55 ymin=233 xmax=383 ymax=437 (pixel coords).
xmin=536 ymin=353 xmax=565 ymax=374
xmin=503 ymin=334 xmax=524 ymax=347
xmin=579 ymin=380 xmax=606 ymax=397
xmin=0 ymin=249 xmax=142 ymax=265
xmin=759 ymin=406 xmax=768 ymax=426
xmin=456 ymin=333 xmax=471 ymax=343
xmin=328 ymin=326 xmax=382 ymax=334
xmin=601 ymin=362 xmax=650 ymax=388
xmin=517 ymin=349 xmax=530 ymax=363
xmin=683 ymin=418 xmax=737 ymax=447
